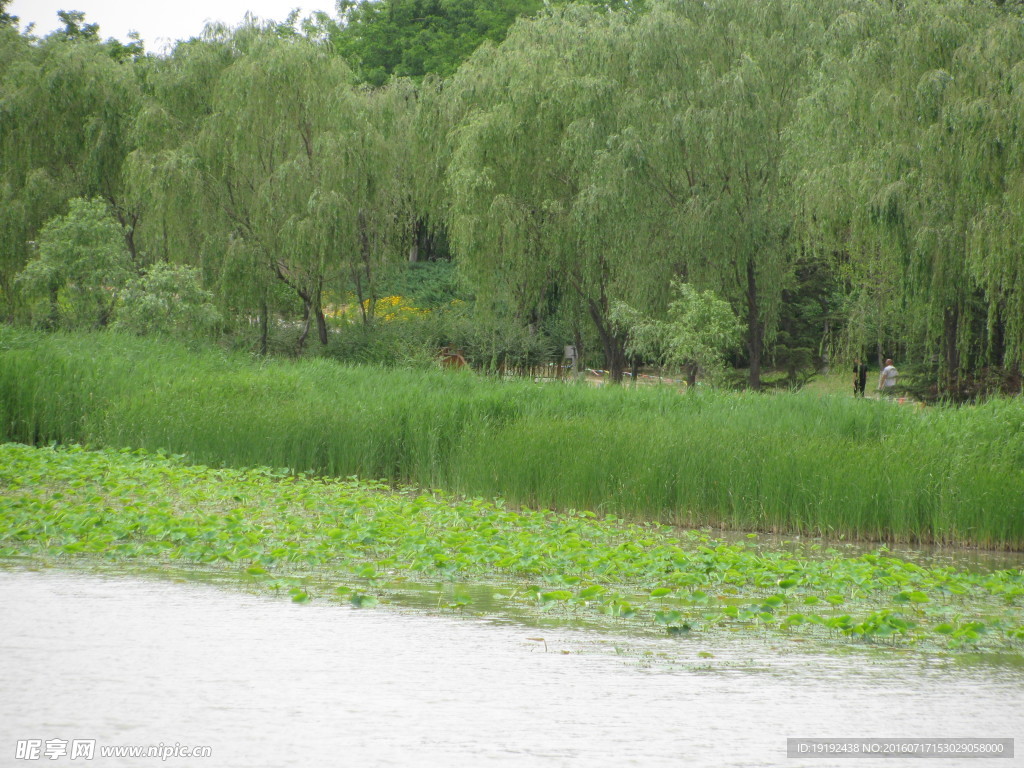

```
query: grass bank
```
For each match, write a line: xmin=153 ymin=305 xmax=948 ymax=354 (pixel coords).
xmin=2 ymin=443 xmax=1022 ymax=651
xmin=1 ymin=328 xmax=1023 ymax=548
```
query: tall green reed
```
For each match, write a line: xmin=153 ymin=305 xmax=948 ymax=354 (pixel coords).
xmin=1 ymin=328 xmax=1021 ymax=549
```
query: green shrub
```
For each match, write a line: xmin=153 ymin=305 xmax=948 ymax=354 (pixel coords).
xmin=115 ymin=263 xmax=221 ymax=338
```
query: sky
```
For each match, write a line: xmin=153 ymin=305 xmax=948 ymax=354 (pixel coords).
xmin=9 ymin=0 xmax=335 ymax=52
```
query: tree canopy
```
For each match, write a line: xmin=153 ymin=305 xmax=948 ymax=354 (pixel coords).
xmin=2 ymin=0 xmax=1024 ymax=395
xmin=17 ymin=197 xmax=133 ymax=329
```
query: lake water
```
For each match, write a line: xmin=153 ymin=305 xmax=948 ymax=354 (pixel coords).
xmin=0 ymin=565 xmax=1021 ymax=768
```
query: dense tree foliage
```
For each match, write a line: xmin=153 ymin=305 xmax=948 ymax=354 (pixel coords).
xmin=330 ymin=0 xmax=645 ymax=85
xmin=791 ymin=0 xmax=1024 ymax=394
xmin=0 ymin=20 xmax=142 ymax=317
xmin=16 ymin=197 xmax=133 ymax=329
xmin=2 ymin=0 xmax=1023 ymax=396
xmin=331 ymin=0 xmax=545 ymax=85
xmin=0 ymin=0 xmax=18 ymax=29
xmin=114 ymin=262 xmax=221 ymax=338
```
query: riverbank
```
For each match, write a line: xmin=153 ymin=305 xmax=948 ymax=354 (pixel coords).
xmin=1 ymin=329 xmax=1023 ymax=548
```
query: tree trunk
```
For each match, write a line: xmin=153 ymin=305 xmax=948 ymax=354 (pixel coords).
xmin=259 ymin=298 xmax=269 ymax=357
xmin=270 ymin=258 xmax=324 ymax=348
xmin=605 ymin=340 xmax=627 ymax=383
xmin=296 ymin=300 xmax=311 ymax=353
xmin=409 ymin=219 xmax=420 ymax=263
xmin=588 ymin=300 xmax=627 ymax=383
xmin=819 ymin=318 xmax=831 ymax=373
xmin=685 ymin=363 xmax=698 ymax=387
xmin=123 ymin=227 xmax=139 ymax=264
xmin=314 ymin=294 xmax=328 ymax=346
xmin=943 ymin=306 xmax=960 ymax=396
xmin=109 ymin=199 xmax=140 ymax=264
xmin=746 ymin=260 xmax=763 ymax=391
xmin=357 ymin=209 xmax=377 ymax=324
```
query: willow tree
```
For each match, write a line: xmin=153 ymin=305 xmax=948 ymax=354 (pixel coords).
xmin=0 ymin=23 xmax=34 ymax=315
xmin=788 ymin=1 xmax=910 ymax=366
xmin=957 ymin=14 xmax=1024 ymax=380
xmin=333 ymin=76 xmax=420 ymax=324
xmin=446 ymin=7 xmax=658 ymax=380
xmin=194 ymin=29 xmax=344 ymax=347
xmin=792 ymin=0 xmax=1022 ymax=393
xmin=130 ymin=24 xmax=413 ymax=349
xmin=125 ymin=32 xmax=249 ymax=330
xmin=0 ymin=26 xmax=142 ymax=316
xmin=590 ymin=0 xmax=838 ymax=389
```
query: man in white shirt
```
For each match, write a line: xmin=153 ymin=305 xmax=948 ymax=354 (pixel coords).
xmin=878 ymin=358 xmax=898 ymax=396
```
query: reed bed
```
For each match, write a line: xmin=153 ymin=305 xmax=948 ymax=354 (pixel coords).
xmin=1 ymin=328 xmax=1021 ymax=549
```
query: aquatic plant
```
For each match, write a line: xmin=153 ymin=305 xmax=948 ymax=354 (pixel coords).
xmin=1 ymin=443 xmax=1021 ymax=653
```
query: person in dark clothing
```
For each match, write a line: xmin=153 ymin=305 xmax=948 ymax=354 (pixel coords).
xmin=853 ymin=358 xmax=868 ymax=397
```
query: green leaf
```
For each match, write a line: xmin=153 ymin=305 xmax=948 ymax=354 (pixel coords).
xmin=350 ymin=593 xmax=378 ymax=608
xmin=540 ymin=590 xmax=572 ymax=603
